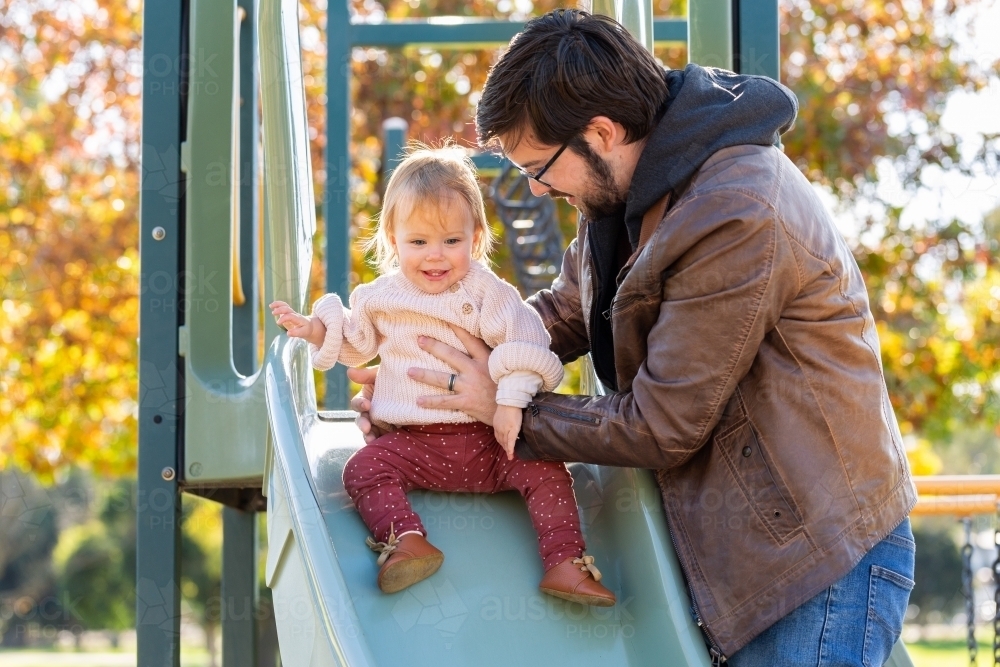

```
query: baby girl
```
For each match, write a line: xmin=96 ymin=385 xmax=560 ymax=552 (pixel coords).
xmin=270 ymin=145 xmax=614 ymax=607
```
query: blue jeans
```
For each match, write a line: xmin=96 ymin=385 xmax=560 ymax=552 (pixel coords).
xmin=728 ymin=518 xmax=915 ymax=667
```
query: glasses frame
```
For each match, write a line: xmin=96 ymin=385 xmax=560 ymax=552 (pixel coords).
xmin=515 ymin=139 xmax=571 ymax=188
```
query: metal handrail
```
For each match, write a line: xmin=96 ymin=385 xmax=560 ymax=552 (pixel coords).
xmin=914 ymin=475 xmax=1000 ymax=496
xmin=263 ymin=335 xmax=376 ymax=665
xmin=911 ymin=475 xmax=1000 ymax=517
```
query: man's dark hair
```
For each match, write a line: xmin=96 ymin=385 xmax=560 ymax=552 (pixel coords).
xmin=476 ymin=9 xmax=669 ymax=152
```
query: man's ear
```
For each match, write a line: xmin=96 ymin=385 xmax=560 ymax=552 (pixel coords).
xmin=585 ymin=116 xmax=621 ymax=154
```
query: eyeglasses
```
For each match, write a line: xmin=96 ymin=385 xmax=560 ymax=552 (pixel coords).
xmin=514 ymin=139 xmax=570 ymax=188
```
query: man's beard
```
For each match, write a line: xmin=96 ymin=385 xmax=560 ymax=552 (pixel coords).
xmin=560 ymin=138 xmax=625 ymax=220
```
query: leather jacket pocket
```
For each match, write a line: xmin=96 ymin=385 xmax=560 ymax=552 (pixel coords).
xmin=716 ymin=401 xmax=803 ymax=544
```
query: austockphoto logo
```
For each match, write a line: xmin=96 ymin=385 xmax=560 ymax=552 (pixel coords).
xmin=144 ymin=48 xmax=221 ymax=96
xmin=340 ymin=491 xmax=498 ymax=533
xmin=0 ymin=594 xmax=85 ymax=627
xmin=0 ymin=471 xmax=54 ymax=530
xmin=144 ymin=274 xmax=220 ymax=296
xmin=141 ymin=142 xmax=185 ymax=205
xmin=479 ymin=593 xmax=635 ymax=638
xmin=410 ymin=492 xmax=496 ymax=533
xmin=135 ymin=578 xmax=182 ymax=639
xmin=391 ymin=578 xmax=468 ymax=648
xmin=0 ymin=255 xmax=53 ymax=299
xmin=268 ymin=591 xmax=364 ymax=642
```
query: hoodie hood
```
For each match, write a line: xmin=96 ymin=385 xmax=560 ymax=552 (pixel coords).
xmin=623 ymin=64 xmax=799 ymax=249
xmin=586 ymin=64 xmax=798 ymax=390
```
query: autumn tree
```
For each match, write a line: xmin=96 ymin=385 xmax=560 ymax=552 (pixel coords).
xmin=1 ymin=0 xmax=997 ymax=478
xmin=0 ymin=0 xmax=141 ymax=479
xmin=781 ymin=0 xmax=1000 ymax=451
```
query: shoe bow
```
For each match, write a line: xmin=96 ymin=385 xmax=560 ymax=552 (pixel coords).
xmin=573 ymin=555 xmax=602 ymax=581
xmin=366 ymin=525 xmax=401 ymax=566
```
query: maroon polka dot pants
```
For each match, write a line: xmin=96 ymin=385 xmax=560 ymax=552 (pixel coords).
xmin=342 ymin=421 xmax=585 ymax=570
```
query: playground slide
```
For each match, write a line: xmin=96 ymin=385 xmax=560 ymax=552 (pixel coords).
xmin=262 ymin=336 xmax=718 ymax=666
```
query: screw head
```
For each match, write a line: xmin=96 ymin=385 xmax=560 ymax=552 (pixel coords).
xmin=152 ymin=226 xmax=166 ymax=241
xmin=161 ymin=466 xmax=176 ymax=481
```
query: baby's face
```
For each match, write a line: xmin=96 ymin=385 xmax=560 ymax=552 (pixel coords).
xmin=390 ymin=194 xmax=480 ymax=294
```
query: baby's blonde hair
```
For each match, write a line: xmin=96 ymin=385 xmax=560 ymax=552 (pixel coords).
xmin=365 ymin=141 xmax=494 ymax=274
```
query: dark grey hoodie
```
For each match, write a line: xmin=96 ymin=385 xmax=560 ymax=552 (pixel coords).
xmin=588 ymin=64 xmax=799 ymax=390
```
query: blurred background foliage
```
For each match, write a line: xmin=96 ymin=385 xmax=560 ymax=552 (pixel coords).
xmin=1 ymin=0 xmax=999 ymax=652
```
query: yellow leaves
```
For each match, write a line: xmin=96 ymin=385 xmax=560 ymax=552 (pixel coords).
xmin=905 ymin=438 xmax=943 ymax=476
xmin=184 ymin=496 xmax=223 ymax=580
xmin=21 ymin=131 xmax=46 ymax=157
xmin=927 ymin=335 xmax=961 ymax=377
xmin=35 ymin=338 xmax=60 ymax=365
xmin=61 ymin=308 xmax=92 ymax=339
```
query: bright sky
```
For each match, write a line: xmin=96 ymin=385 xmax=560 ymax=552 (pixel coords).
xmin=876 ymin=0 xmax=1000 ymax=234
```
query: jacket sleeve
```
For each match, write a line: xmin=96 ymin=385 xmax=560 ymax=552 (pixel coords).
xmin=308 ymin=286 xmax=381 ymax=371
xmin=516 ymin=191 xmax=801 ymax=470
xmin=479 ymin=277 xmax=564 ymax=393
xmin=526 ymin=236 xmax=591 ymax=364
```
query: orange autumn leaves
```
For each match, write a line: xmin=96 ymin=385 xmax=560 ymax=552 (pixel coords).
xmin=1 ymin=0 xmax=141 ymax=479
xmin=2 ymin=0 xmax=997 ymax=479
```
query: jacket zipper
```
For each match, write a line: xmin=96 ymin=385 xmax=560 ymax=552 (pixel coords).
xmin=607 ymin=292 xmax=642 ymax=319
xmin=664 ymin=508 xmax=727 ymax=664
xmin=529 ymin=403 xmax=601 ymax=425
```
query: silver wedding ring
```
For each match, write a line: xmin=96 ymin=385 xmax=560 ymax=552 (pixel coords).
xmin=448 ymin=374 xmax=457 ymax=392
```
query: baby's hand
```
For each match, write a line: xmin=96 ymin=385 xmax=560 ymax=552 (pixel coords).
xmin=269 ymin=301 xmax=326 ymax=348
xmin=493 ymin=405 xmax=523 ymax=461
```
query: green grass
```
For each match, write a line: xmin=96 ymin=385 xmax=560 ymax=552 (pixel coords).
xmin=0 ymin=648 xmax=210 ymax=667
xmin=907 ymin=639 xmax=995 ymax=667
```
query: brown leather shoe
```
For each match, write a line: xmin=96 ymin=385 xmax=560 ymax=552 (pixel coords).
xmin=539 ymin=555 xmax=616 ymax=607
xmin=366 ymin=530 xmax=444 ymax=594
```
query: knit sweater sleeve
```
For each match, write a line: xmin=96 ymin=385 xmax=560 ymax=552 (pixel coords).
xmin=479 ymin=275 xmax=564 ymax=393
xmin=308 ymin=284 xmax=381 ymax=371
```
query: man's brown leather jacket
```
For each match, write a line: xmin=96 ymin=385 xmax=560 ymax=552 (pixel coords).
xmin=520 ymin=144 xmax=917 ymax=657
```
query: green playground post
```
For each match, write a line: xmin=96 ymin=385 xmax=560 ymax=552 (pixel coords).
xmin=687 ymin=0 xmax=781 ymax=80
xmin=688 ymin=0 xmax=733 ymax=69
xmin=222 ymin=507 xmax=259 ymax=667
xmin=324 ymin=0 xmax=352 ymax=409
xmin=136 ymin=0 xmax=185 ymax=663
xmin=382 ymin=117 xmax=409 ymax=183
xmin=736 ymin=0 xmax=780 ymax=80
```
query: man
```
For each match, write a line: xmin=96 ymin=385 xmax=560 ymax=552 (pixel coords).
xmin=350 ymin=10 xmax=916 ymax=665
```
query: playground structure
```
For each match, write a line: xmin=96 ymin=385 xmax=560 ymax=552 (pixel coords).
xmin=136 ymin=0 xmax=929 ymax=664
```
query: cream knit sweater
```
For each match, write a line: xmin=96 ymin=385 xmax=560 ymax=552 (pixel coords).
xmin=309 ymin=261 xmax=564 ymax=428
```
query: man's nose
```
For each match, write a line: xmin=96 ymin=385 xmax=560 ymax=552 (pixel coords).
xmin=527 ymin=179 xmax=551 ymax=198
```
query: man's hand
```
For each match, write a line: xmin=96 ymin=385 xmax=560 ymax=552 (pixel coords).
xmin=408 ymin=325 xmax=499 ymax=426
xmin=269 ymin=301 xmax=326 ymax=348
xmin=347 ymin=366 xmax=389 ymax=444
xmin=493 ymin=405 xmax=522 ymax=460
